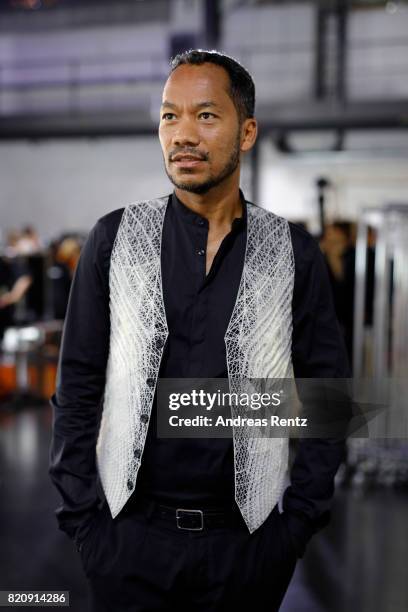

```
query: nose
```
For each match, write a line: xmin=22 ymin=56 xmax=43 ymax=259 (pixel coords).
xmin=171 ymin=117 xmax=200 ymax=148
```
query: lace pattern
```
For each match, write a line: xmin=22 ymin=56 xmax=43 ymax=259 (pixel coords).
xmin=96 ymin=196 xmax=295 ymax=532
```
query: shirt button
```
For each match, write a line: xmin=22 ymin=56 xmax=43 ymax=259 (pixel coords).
xmin=197 ymin=218 xmax=205 ymax=226
xmin=140 ymin=413 xmax=149 ymax=424
xmin=197 ymin=248 xmax=205 ymax=256
xmin=133 ymin=448 xmax=141 ymax=459
xmin=146 ymin=377 xmax=155 ymax=388
xmin=127 ymin=479 xmax=134 ymax=490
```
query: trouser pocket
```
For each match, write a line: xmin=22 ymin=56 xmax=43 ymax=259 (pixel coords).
xmin=79 ymin=504 xmax=110 ymax=577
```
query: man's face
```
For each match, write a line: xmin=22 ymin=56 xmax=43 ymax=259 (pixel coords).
xmin=158 ymin=63 xmax=243 ymax=195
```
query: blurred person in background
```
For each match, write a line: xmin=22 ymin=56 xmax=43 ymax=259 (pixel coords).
xmin=16 ymin=225 xmax=43 ymax=255
xmin=0 ymin=254 xmax=32 ymax=342
xmin=49 ymin=50 xmax=350 ymax=612
xmin=55 ymin=237 xmax=82 ymax=278
xmin=4 ymin=229 xmax=22 ymax=257
xmin=48 ymin=236 xmax=82 ymax=320
xmin=4 ymin=226 xmax=42 ymax=256
xmin=320 ymin=221 xmax=356 ymax=366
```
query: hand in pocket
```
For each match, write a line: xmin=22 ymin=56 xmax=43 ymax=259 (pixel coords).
xmin=77 ymin=506 xmax=109 ymax=577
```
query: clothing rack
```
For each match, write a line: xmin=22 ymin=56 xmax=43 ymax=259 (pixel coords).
xmin=348 ymin=204 xmax=408 ymax=488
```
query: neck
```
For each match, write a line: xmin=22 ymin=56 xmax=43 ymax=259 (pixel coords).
xmin=174 ymin=173 xmax=243 ymax=228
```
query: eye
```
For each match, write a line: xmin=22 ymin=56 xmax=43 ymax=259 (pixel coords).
xmin=161 ymin=112 xmax=176 ymax=120
xmin=198 ymin=112 xmax=216 ymax=120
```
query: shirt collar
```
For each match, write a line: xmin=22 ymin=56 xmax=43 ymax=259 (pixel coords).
xmin=171 ymin=190 xmax=247 ymax=232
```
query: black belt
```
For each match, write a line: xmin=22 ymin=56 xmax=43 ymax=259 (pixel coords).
xmin=135 ymin=497 xmax=244 ymax=531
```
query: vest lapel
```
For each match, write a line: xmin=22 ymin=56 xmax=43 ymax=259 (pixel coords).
xmin=225 ymin=202 xmax=295 ymax=532
xmin=97 ymin=196 xmax=169 ymax=518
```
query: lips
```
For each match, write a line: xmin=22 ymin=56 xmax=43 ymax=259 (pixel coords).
xmin=171 ymin=155 xmax=206 ymax=170
xmin=171 ymin=154 xmax=205 ymax=162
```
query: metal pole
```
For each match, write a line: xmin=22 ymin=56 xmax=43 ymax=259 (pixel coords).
xmin=204 ymin=0 xmax=221 ymax=48
xmin=373 ymin=216 xmax=390 ymax=380
xmin=314 ymin=2 xmax=326 ymax=100
xmin=353 ymin=219 xmax=368 ymax=379
xmin=336 ymin=0 xmax=348 ymax=103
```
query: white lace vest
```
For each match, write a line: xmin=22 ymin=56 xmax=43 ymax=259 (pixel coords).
xmin=96 ymin=196 xmax=295 ymax=533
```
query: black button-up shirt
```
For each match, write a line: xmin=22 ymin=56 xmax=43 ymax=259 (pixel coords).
xmin=49 ymin=190 xmax=351 ymax=558
xmin=136 ymin=192 xmax=246 ymax=506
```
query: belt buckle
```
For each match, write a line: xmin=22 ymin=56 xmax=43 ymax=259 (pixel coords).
xmin=176 ymin=508 xmax=204 ymax=531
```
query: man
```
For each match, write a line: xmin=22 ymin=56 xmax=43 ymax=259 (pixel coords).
xmin=49 ymin=50 xmax=350 ymax=612
xmin=0 ymin=255 xmax=32 ymax=341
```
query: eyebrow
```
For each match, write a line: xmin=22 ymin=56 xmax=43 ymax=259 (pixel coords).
xmin=161 ymin=100 xmax=220 ymax=111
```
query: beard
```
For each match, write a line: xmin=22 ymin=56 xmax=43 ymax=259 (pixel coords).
xmin=164 ymin=131 xmax=241 ymax=195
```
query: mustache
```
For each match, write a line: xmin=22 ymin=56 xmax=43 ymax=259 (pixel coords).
xmin=169 ymin=148 xmax=209 ymax=162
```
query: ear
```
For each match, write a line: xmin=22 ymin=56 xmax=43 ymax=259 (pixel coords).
xmin=240 ymin=118 xmax=258 ymax=153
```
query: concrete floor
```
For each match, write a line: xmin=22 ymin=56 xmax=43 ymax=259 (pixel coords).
xmin=0 ymin=403 xmax=407 ymax=612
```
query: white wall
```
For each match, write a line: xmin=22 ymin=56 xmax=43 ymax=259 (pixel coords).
xmin=0 ymin=137 xmax=172 ymax=243
xmin=259 ymin=140 xmax=408 ymax=233
xmin=0 ymin=136 xmax=407 ymax=243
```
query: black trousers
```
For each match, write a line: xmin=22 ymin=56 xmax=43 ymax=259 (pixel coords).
xmin=79 ymin=497 xmax=298 ymax=612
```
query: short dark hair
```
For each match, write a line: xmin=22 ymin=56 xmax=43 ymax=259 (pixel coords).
xmin=169 ymin=49 xmax=255 ymax=123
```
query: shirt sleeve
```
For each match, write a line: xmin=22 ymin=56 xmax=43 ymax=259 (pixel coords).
xmin=48 ymin=216 xmax=113 ymax=544
xmin=282 ymin=227 xmax=352 ymax=558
